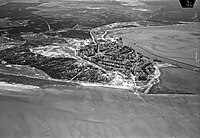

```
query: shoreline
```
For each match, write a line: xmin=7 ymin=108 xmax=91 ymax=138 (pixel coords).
xmin=0 ymin=62 xmax=196 ymax=95
xmin=0 ymin=63 xmax=164 ymax=92
xmin=0 ymin=22 xmax=172 ymax=93
xmin=1 ymin=22 xmax=196 ymax=93
xmin=88 ymin=22 xmax=175 ymax=92
xmin=156 ymin=65 xmax=200 ymax=95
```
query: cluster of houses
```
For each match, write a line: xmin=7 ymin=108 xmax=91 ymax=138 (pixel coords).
xmin=77 ymin=39 xmax=155 ymax=81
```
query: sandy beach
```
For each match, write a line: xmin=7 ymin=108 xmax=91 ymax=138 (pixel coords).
xmin=0 ymin=87 xmax=200 ymax=138
xmin=130 ymin=24 xmax=199 ymax=67
xmin=105 ymin=23 xmax=200 ymax=69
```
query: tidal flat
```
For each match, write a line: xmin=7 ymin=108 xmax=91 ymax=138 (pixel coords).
xmin=150 ymin=67 xmax=200 ymax=94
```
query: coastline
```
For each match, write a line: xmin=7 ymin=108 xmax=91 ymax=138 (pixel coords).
xmin=156 ymin=66 xmax=200 ymax=95
xmin=0 ymin=22 xmax=176 ymax=93
xmin=0 ymin=63 xmax=165 ymax=93
xmin=1 ymin=22 xmax=197 ymax=93
xmin=79 ymin=62 xmax=170 ymax=93
xmin=88 ymin=22 xmax=178 ymax=93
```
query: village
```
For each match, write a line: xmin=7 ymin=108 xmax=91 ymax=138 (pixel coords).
xmin=77 ymin=37 xmax=156 ymax=82
xmin=0 ymin=21 xmax=159 ymax=90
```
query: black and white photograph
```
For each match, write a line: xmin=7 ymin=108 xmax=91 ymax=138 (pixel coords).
xmin=0 ymin=0 xmax=199 ymax=137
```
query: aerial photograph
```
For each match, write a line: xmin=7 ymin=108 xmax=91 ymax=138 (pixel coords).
xmin=0 ymin=0 xmax=199 ymax=137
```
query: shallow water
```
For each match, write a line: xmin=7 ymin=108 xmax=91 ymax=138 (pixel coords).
xmin=159 ymin=67 xmax=200 ymax=94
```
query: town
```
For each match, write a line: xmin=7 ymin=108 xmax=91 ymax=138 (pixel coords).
xmin=0 ymin=22 xmax=157 ymax=90
xmin=77 ymin=38 xmax=155 ymax=83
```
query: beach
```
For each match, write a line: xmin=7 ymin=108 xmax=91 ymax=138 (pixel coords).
xmin=0 ymin=86 xmax=199 ymax=138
